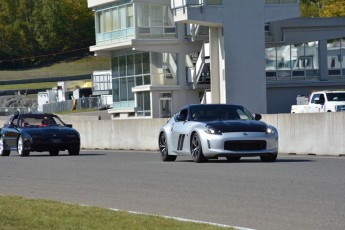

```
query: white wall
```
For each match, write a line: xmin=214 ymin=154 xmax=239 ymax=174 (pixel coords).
xmin=2 ymin=112 xmax=345 ymax=156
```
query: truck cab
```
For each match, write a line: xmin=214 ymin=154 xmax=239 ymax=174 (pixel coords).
xmin=291 ymin=91 xmax=345 ymax=113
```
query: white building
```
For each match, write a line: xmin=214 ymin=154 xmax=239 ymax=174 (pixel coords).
xmin=87 ymin=0 xmax=345 ymax=117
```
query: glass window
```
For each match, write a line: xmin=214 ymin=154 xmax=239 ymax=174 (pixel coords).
xmin=127 ymin=55 xmax=134 ymax=76
xmin=127 ymin=5 xmax=134 ymax=28
xmin=136 ymin=76 xmax=143 ymax=86
xmin=112 ymin=57 xmax=119 ymax=78
xmin=143 ymin=53 xmax=150 ymax=74
xmin=128 ymin=77 xmax=135 ymax=100
xmin=164 ymin=6 xmax=174 ymax=26
xmin=96 ymin=11 xmax=103 ymax=33
xmin=112 ymin=8 xmax=119 ymax=31
xmin=150 ymin=4 xmax=163 ymax=26
xmin=144 ymin=75 xmax=151 ymax=85
xmin=120 ymin=78 xmax=127 ymax=101
xmin=119 ymin=56 xmax=126 ymax=76
xmin=105 ymin=10 xmax=111 ymax=32
xmin=137 ymin=4 xmax=150 ymax=27
xmin=112 ymin=79 xmax=119 ymax=102
xmin=119 ymin=6 xmax=126 ymax=29
xmin=137 ymin=92 xmax=151 ymax=117
xmin=135 ymin=53 xmax=143 ymax=75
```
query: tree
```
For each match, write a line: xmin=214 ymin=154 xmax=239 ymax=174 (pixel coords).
xmin=320 ymin=0 xmax=345 ymax=17
xmin=0 ymin=0 xmax=94 ymax=69
xmin=300 ymin=0 xmax=345 ymax=17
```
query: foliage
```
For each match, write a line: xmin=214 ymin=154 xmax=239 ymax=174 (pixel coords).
xmin=300 ymin=0 xmax=345 ymax=17
xmin=0 ymin=0 xmax=94 ymax=69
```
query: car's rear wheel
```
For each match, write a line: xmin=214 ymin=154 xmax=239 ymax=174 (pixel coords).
xmin=17 ymin=136 xmax=30 ymax=157
xmin=0 ymin=137 xmax=10 ymax=156
xmin=190 ymin=133 xmax=207 ymax=163
xmin=260 ymin=153 xmax=277 ymax=162
xmin=226 ymin=156 xmax=241 ymax=161
xmin=68 ymin=147 xmax=80 ymax=155
xmin=49 ymin=150 xmax=59 ymax=156
xmin=159 ymin=132 xmax=176 ymax=161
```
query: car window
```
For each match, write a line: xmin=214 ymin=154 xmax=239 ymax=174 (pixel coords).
xmin=175 ymin=109 xmax=188 ymax=122
xmin=16 ymin=115 xmax=65 ymax=128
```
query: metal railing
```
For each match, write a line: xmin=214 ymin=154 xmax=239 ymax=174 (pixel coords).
xmin=43 ymin=97 xmax=105 ymax=113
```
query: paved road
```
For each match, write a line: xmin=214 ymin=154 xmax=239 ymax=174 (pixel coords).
xmin=0 ymin=151 xmax=344 ymax=230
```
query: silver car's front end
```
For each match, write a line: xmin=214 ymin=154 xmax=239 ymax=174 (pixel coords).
xmin=199 ymin=130 xmax=278 ymax=158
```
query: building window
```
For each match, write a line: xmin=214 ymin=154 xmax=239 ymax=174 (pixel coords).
xmin=266 ymin=42 xmax=320 ymax=82
xmin=95 ymin=2 xmax=134 ymax=44
xmin=159 ymin=93 xmax=172 ymax=118
xmin=327 ymin=38 xmax=345 ymax=80
xmin=137 ymin=3 xmax=176 ymax=39
xmin=137 ymin=92 xmax=151 ymax=117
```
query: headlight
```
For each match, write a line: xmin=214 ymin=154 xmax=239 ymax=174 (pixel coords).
xmin=266 ymin=126 xmax=276 ymax=135
xmin=204 ymin=126 xmax=222 ymax=135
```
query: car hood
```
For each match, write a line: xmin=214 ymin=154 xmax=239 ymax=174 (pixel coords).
xmin=205 ymin=120 xmax=267 ymax=133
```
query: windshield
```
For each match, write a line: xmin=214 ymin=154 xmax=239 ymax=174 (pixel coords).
xmin=13 ymin=114 xmax=65 ymax=128
xmin=189 ymin=105 xmax=255 ymax=121
xmin=326 ymin=93 xmax=345 ymax=102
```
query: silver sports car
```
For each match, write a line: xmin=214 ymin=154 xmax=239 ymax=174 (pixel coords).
xmin=158 ymin=104 xmax=278 ymax=163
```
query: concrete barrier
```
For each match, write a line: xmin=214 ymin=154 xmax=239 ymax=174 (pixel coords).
xmin=1 ymin=113 xmax=345 ymax=156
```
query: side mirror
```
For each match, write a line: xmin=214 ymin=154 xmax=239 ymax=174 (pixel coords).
xmin=313 ymin=97 xmax=320 ymax=104
xmin=254 ymin=114 xmax=262 ymax=121
xmin=66 ymin=124 xmax=73 ymax=128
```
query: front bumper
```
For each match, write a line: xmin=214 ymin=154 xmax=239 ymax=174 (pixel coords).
xmin=200 ymin=131 xmax=278 ymax=158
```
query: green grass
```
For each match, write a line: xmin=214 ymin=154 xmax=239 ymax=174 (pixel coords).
xmin=0 ymin=82 xmax=56 ymax=90
xmin=0 ymin=196 xmax=233 ymax=230
xmin=0 ymin=57 xmax=111 ymax=81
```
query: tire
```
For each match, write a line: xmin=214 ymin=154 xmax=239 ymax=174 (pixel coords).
xmin=260 ymin=153 xmax=277 ymax=162
xmin=0 ymin=137 xmax=10 ymax=156
xmin=159 ymin=132 xmax=176 ymax=162
xmin=190 ymin=132 xmax=207 ymax=163
xmin=49 ymin=150 xmax=59 ymax=156
xmin=17 ymin=136 xmax=30 ymax=157
xmin=226 ymin=156 xmax=241 ymax=161
xmin=68 ymin=147 xmax=80 ymax=155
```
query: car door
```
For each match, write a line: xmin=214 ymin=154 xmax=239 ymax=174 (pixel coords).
xmin=171 ymin=108 xmax=190 ymax=154
xmin=4 ymin=117 xmax=21 ymax=149
xmin=309 ymin=93 xmax=322 ymax=112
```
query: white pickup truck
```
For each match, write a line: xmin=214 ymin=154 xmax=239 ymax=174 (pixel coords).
xmin=291 ymin=91 xmax=345 ymax=113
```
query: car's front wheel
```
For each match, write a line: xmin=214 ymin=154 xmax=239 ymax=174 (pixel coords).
xmin=260 ymin=153 xmax=277 ymax=162
xmin=0 ymin=137 xmax=10 ymax=156
xmin=17 ymin=136 xmax=30 ymax=157
xmin=159 ymin=132 xmax=176 ymax=162
xmin=190 ymin=132 xmax=207 ymax=163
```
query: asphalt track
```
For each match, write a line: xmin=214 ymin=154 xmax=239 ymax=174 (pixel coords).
xmin=0 ymin=150 xmax=344 ymax=230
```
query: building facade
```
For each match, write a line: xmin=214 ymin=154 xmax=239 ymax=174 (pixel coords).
xmin=87 ymin=0 xmax=345 ymax=117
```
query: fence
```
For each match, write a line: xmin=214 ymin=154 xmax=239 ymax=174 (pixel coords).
xmin=0 ymin=107 xmax=38 ymax=116
xmin=43 ymin=97 xmax=104 ymax=113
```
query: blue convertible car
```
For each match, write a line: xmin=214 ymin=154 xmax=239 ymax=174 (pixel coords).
xmin=0 ymin=113 xmax=80 ymax=157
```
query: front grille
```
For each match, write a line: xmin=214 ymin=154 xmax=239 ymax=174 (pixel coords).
xmin=224 ymin=140 xmax=266 ymax=151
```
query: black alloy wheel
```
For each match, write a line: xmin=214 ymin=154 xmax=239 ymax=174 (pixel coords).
xmin=159 ymin=132 xmax=176 ymax=161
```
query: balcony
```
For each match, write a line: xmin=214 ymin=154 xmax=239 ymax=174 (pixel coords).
xmin=171 ymin=0 xmax=223 ymax=27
